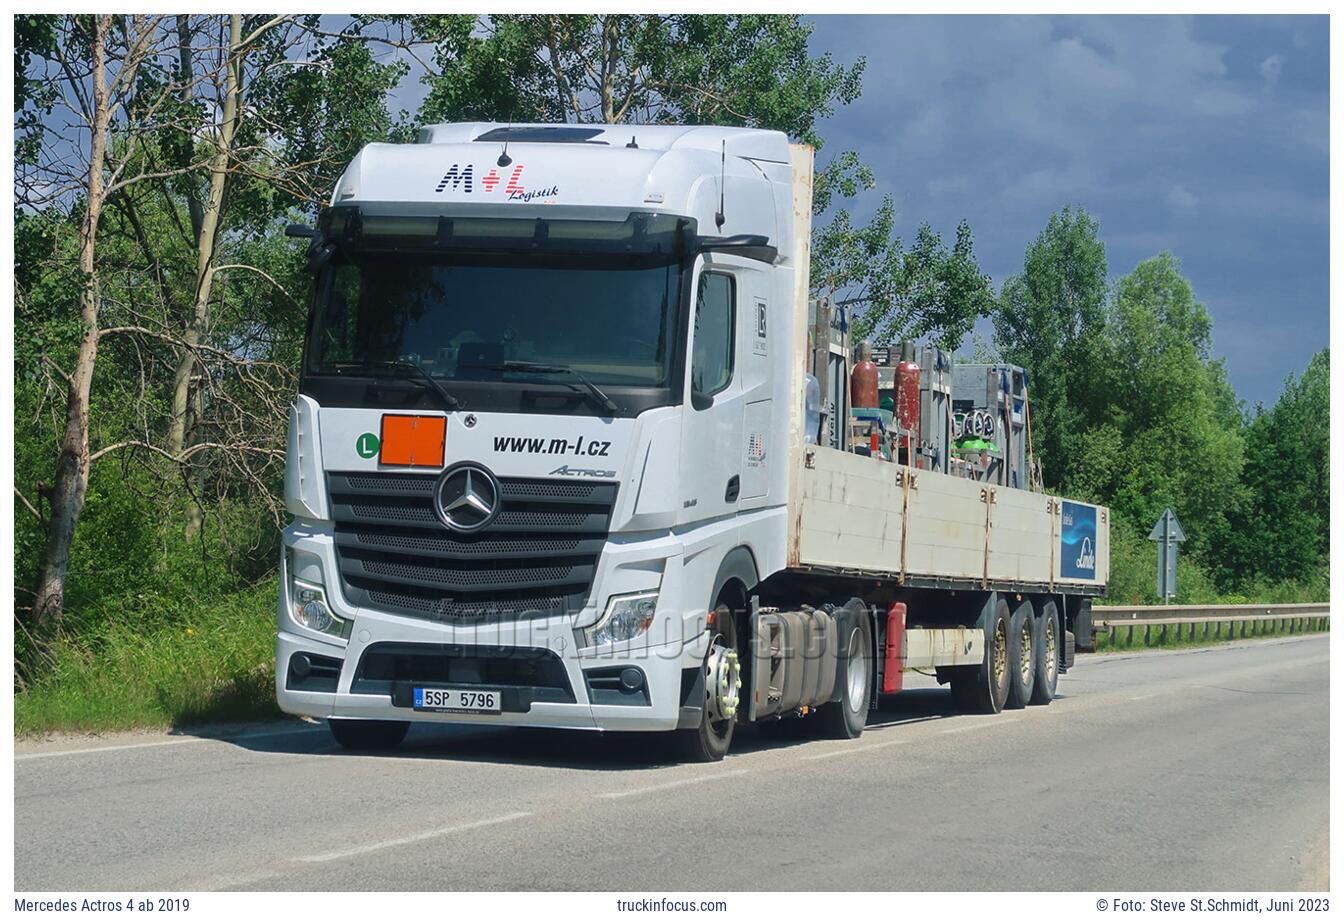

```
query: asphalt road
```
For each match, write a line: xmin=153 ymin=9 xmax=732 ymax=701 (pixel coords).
xmin=14 ymin=634 xmax=1329 ymax=892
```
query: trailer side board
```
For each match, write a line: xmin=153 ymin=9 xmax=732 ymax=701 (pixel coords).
xmin=791 ymin=445 xmax=1109 ymax=591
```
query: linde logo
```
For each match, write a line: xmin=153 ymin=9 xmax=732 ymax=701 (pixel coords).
xmin=434 ymin=163 xmax=560 ymax=201
xmin=1076 ymin=537 xmax=1096 ymax=571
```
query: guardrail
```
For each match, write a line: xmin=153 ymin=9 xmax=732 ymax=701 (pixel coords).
xmin=1092 ymin=602 xmax=1329 ymax=646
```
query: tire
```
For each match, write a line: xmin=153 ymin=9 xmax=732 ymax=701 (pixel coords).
xmin=328 ymin=718 xmax=410 ymax=751
xmin=815 ymin=599 xmax=872 ymax=739
xmin=1030 ymin=601 xmax=1059 ymax=705
xmin=674 ymin=604 xmax=739 ymax=762
xmin=1005 ymin=598 xmax=1036 ymax=709
xmin=950 ymin=596 xmax=1010 ymax=714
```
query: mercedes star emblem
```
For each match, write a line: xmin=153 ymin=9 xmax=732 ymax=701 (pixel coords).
xmin=434 ymin=462 xmax=500 ymax=532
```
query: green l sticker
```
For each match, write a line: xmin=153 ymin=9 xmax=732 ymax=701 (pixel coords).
xmin=355 ymin=432 xmax=380 ymax=459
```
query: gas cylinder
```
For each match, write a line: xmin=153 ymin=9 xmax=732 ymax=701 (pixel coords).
xmin=850 ymin=340 xmax=879 ymax=409
xmin=896 ymin=340 xmax=921 ymax=442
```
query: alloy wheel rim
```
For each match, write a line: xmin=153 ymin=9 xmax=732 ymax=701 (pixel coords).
xmin=845 ymin=627 xmax=866 ymax=713
xmin=1019 ymin=617 xmax=1034 ymax=685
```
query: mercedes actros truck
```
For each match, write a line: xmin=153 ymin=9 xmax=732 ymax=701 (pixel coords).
xmin=276 ymin=122 xmax=1109 ymax=761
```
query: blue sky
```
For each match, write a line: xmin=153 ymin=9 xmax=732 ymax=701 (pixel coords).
xmin=804 ymin=15 xmax=1329 ymax=408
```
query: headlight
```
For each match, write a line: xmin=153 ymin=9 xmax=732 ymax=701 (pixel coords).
xmin=289 ymin=578 xmax=350 ymax=640
xmin=585 ymin=592 xmax=658 ymax=647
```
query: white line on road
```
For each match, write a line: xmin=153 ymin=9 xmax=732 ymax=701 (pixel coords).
xmin=297 ymin=812 xmax=533 ymax=864
xmin=940 ymin=718 xmax=1019 ymax=734
xmin=597 ymin=769 xmax=750 ymax=799
xmin=804 ymin=737 xmax=909 ymax=761
xmin=14 ymin=725 xmax=325 ymax=762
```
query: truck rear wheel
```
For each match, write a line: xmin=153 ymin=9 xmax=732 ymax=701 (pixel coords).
xmin=950 ymin=597 xmax=1010 ymax=714
xmin=674 ymin=604 xmax=740 ymax=763
xmin=1005 ymin=598 xmax=1036 ymax=709
xmin=328 ymin=718 xmax=409 ymax=751
xmin=815 ymin=599 xmax=871 ymax=739
xmin=1030 ymin=601 xmax=1059 ymax=705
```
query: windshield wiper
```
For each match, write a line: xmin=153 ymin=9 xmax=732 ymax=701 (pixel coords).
xmin=329 ymin=360 xmax=463 ymax=411
xmin=471 ymin=361 xmax=622 ymax=415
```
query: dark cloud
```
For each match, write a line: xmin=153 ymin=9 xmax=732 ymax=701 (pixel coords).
xmin=807 ymin=14 xmax=1328 ymax=407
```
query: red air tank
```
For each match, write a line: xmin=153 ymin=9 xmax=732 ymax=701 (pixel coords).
xmin=896 ymin=340 xmax=921 ymax=444
xmin=850 ymin=340 xmax=879 ymax=409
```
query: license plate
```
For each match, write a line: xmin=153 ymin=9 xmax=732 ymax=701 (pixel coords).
xmin=413 ymin=687 xmax=501 ymax=714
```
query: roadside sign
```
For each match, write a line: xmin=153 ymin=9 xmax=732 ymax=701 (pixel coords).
xmin=1148 ymin=508 xmax=1186 ymax=603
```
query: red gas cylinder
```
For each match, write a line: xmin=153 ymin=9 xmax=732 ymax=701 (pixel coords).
xmin=896 ymin=341 xmax=921 ymax=440
xmin=850 ymin=340 xmax=879 ymax=409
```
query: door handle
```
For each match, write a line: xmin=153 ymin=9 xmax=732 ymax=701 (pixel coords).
xmin=725 ymin=475 xmax=740 ymax=503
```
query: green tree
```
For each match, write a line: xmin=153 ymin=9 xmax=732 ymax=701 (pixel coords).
xmin=1072 ymin=253 xmax=1245 ymax=561
xmin=822 ymin=206 xmax=995 ymax=353
xmin=409 ymin=14 xmax=863 ymax=143
xmin=993 ymin=207 xmax=1109 ymax=488
xmin=1216 ymin=350 xmax=1329 ymax=588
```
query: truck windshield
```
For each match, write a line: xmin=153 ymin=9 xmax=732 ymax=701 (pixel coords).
xmin=306 ymin=250 xmax=683 ymax=389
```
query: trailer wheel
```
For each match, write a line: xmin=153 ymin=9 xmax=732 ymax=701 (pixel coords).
xmin=1030 ymin=601 xmax=1059 ymax=705
xmin=1005 ymin=598 xmax=1036 ymax=709
xmin=674 ymin=604 xmax=740 ymax=763
xmin=815 ymin=599 xmax=871 ymax=739
xmin=950 ymin=597 xmax=1010 ymax=714
xmin=328 ymin=719 xmax=409 ymax=751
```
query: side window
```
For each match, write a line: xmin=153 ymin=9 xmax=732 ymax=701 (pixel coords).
xmin=691 ymin=272 xmax=735 ymax=400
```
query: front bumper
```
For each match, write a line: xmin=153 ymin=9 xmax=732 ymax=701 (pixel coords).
xmin=275 ymin=524 xmax=709 ymax=732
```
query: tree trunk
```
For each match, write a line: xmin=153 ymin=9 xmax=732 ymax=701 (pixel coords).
xmin=168 ymin=14 xmax=241 ymax=539
xmin=32 ymin=16 xmax=114 ymax=632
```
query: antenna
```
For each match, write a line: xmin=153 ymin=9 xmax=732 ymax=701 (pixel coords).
xmin=715 ymin=139 xmax=726 ymax=230
xmin=498 ymin=121 xmax=513 ymax=167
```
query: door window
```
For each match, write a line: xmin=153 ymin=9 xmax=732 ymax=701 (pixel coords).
xmin=691 ymin=272 xmax=735 ymax=399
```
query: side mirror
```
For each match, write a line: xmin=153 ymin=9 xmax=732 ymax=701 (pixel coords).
xmin=304 ymin=242 xmax=336 ymax=274
xmin=285 ymin=223 xmax=318 ymax=239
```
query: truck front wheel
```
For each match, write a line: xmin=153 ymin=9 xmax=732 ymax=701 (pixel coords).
xmin=328 ymin=718 xmax=410 ymax=751
xmin=674 ymin=604 xmax=740 ymax=763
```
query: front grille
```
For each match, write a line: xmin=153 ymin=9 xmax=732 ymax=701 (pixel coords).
xmin=329 ymin=470 xmax=617 ymax=623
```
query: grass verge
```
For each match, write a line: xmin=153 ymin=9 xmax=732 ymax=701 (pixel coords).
xmin=15 ymin=581 xmax=281 ymax=736
xmin=1094 ymin=616 xmax=1329 ymax=654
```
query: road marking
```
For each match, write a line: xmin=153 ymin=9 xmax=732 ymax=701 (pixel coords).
xmin=804 ymin=737 xmax=909 ymax=761
xmin=940 ymin=717 xmax=1019 ymax=734
xmin=14 ymin=725 xmax=325 ymax=762
xmin=597 ymin=769 xmax=750 ymax=799
xmin=297 ymin=812 xmax=532 ymax=864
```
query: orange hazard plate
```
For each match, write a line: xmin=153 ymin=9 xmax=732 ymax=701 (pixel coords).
xmin=379 ymin=415 xmax=446 ymax=467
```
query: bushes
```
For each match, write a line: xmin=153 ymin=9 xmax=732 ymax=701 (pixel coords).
xmin=14 ymin=581 xmax=281 ymax=735
xmin=1098 ymin=517 xmax=1326 ymax=607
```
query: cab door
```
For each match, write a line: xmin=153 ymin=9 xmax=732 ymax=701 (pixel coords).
xmin=677 ymin=257 xmax=745 ymax=525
